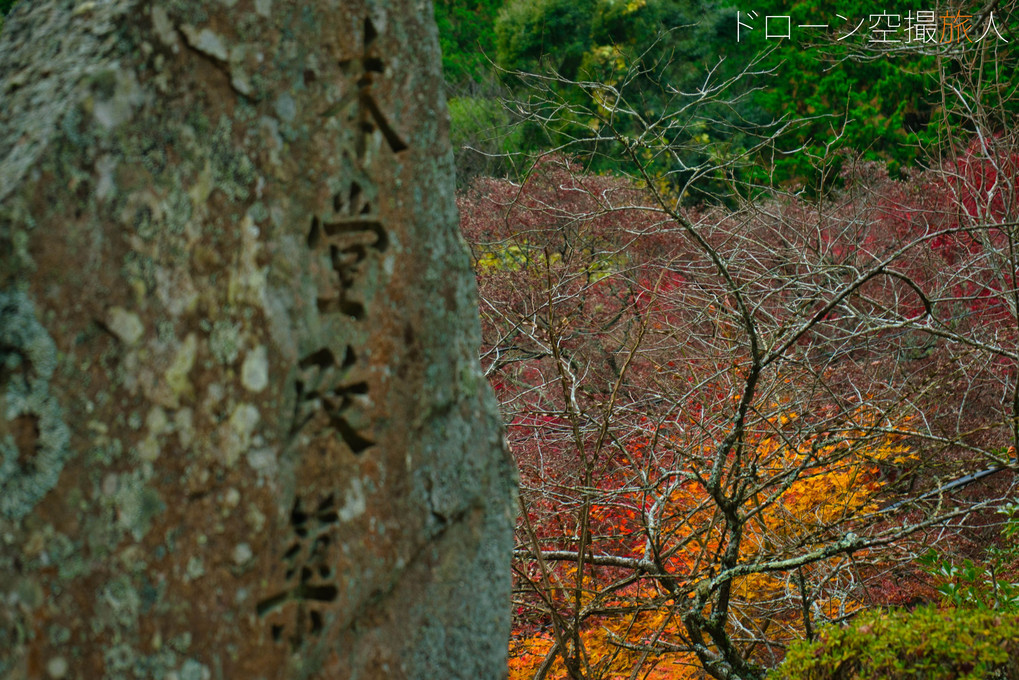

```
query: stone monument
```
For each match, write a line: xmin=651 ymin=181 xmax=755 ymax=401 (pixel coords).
xmin=0 ymin=1 xmax=516 ymax=677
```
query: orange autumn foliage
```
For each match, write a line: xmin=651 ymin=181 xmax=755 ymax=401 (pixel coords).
xmin=509 ymin=414 xmax=914 ymax=680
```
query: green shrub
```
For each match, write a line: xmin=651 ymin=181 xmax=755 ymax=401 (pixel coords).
xmin=774 ymin=606 xmax=1019 ymax=680
xmin=918 ymin=502 xmax=1019 ymax=613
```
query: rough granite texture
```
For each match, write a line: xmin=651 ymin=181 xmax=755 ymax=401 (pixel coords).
xmin=0 ymin=1 xmax=516 ymax=678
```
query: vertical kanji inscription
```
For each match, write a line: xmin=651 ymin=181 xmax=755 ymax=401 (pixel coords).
xmin=263 ymin=8 xmax=412 ymax=647
xmin=340 ymin=17 xmax=408 ymax=158
xmin=307 ymin=181 xmax=388 ymax=320
xmin=290 ymin=345 xmax=373 ymax=454
xmin=256 ymin=495 xmax=341 ymax=649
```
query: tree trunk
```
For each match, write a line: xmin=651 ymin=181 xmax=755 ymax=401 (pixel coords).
xmin=0 ymin=1 xmax=516 ymax=678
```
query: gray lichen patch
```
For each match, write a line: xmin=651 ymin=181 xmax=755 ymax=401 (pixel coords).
xmin=90 ymin=67 xmax=145 ymax=133
xmin=114 ymin=473 xmax=166 ymax=541
xmin=208 ymin=320 xmax=242 ymax=365
xmin=0 ymin=289 xmax=72 ymax=520
xmin=46 ymin=656 xmax=69 ymax=679
xmin=240 ymin=345 xmax=268 ymax=392
xmin=180 ymin=25 xmax=230 ymax=62
xmin=97 ymin=574 xmax=142 ymax=630
xmin=179 ymin=658 xmax=212 ymax=680
xmin=151 ymin=6 xmax=182 ymax=52
xmin=184 ymin=555 xmax=205 ymax=581
xmin=105 ymin=306 xmax=145 ymax=345
xmin=208 ymin=115 xmax=257 ymax=202
xmin=164 ymin=333 xmax=198 ymax=405
xmin=219 ymin=402 xmax=260 ymax=467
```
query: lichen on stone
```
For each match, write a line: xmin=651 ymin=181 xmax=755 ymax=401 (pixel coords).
xmin=0 ymin=289 xmax=72 ymax=520
xmin=90 ymin=67 xmax=144 ymax=133
xmin=99 ymin=574 xmax=142 ymax=629
xmin=184 ymin=555 xmax=204 ymax=581
xmin=209 ymin=319 xmax=242 ymax=365
xmin=164 ymin=332 xmax=198 ymax=403
xmin=240 ymin=344 xmax=268 ymax=392
xmin=179 ymin=658 xmax=212 ymax=680
xmin=113 ymin=470 xmax=165 ymax=540
xmin=220 ymin=402 xmax=260 ymax=466
xmin=106 ymin=306 xmax=145 ymax=345
xmin=103 ymin=643 xmax=137 ymax=675
xmin=208 ymin=115 xmax=256 ymax=201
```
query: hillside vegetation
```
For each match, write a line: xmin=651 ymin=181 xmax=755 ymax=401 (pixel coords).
xmin=441 ymin=1 xmax=1019 ymax=678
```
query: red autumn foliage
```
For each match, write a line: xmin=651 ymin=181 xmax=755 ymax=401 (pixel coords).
xmin=461 ymin=149 xmax=1019 ymax=679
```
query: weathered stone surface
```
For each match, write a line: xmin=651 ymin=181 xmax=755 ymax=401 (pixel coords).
xmin=0 ymin=1 xmax=516 ymax=678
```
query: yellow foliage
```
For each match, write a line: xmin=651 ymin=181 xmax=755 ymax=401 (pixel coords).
xmin=475 ymin=243 xmax=545 ymax=272
xmin=510 ymin=411 xmax=916 ymax=679
xmin=508 ymin=624 xmax=706 ymax=680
